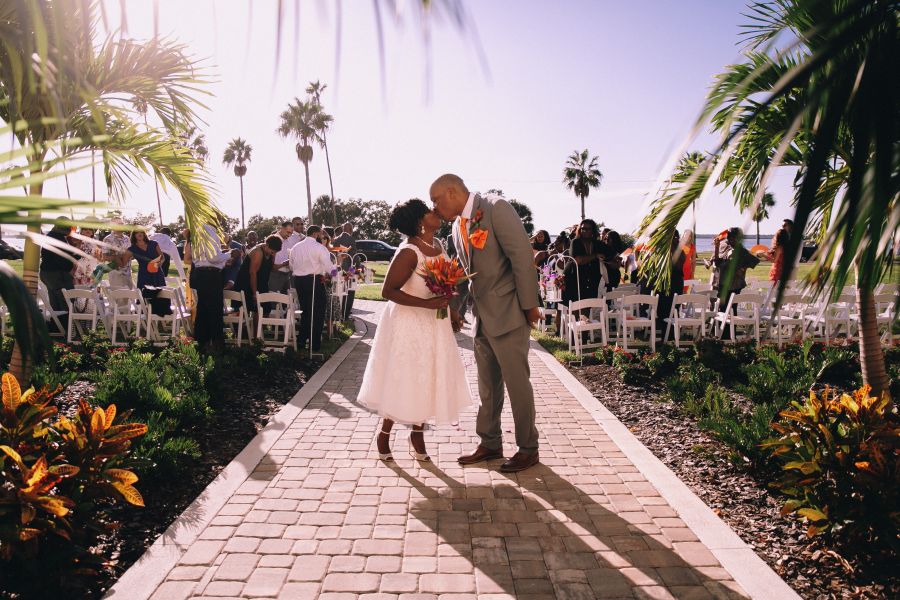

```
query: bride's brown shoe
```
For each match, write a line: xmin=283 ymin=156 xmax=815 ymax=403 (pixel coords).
xmin=457 ymin=445 xmax=504 ymax=465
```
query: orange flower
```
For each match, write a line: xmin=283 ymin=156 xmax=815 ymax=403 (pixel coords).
xmin=469 ymin=228 xmax=488 ymax=250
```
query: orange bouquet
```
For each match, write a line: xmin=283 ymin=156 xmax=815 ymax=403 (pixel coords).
xmin=417 ymin=256 xmax=475 ymax=319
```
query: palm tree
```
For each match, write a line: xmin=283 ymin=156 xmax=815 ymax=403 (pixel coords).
xmin=563 ymin=149 xmax=602 ymax=221
xmin=306 ymin=80 xmax=338 ymax=225
xmin=223 ymin=138 xmax=253 ymax=230
xmin=752 ymin=192 xmax=776 ymax=245
xmin=133 ymin=97 xmax=165 ymax=225
xmin=639 ymin=0 xmax=897 ymax=397
xmin=0 ymin=1 xmax=217 ymax=381
xmin=277 ymin=98 xmax=333 ymax=223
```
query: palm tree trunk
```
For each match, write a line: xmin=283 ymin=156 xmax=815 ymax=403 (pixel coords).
xmin=303 ymin=160 xmax=313 ymax=224
xmin=856 ymin=286 xmax=890 ymax=398
xmin=580 ymin=194 xmax=585 ymax=221
xmin=756 ymin=220 xmax=761 ymax=245
xmin=9 ymin=176 xmax=44 ymax=383
xmin=239 ymin=175 xmax=245 ymax=230
xmin=323 ymin=135 xmax=337 ymax=225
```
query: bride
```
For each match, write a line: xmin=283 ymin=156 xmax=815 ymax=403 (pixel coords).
xmin=357 ymin=199 xmax=473 ymax=461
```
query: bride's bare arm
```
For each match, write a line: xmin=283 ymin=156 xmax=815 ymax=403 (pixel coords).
xmin=381 ymin=248 xmax=450 ymax=310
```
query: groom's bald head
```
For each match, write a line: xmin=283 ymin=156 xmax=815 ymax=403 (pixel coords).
xmin=430 ymin=174 xmax=469 ymax=221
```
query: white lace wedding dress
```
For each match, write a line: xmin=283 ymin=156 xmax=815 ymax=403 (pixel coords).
xmin=358 ymin=242 xmax=473 ymax=425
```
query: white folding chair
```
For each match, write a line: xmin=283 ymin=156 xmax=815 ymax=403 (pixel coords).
xmin=223 ymin=290 xmax=253 ymax=346
xmin=106 ymin=288 xmax=146 ymax=345
xmin=764 ymin=294 xmax=808 ymax=347
xmin=604 ymin=289 xmax=631 ymax=344
xmin=62 ymin=288 xmax=100 ymax=343
xmin=287 ymin=287 xmax=305 ymax=334
xmin=876 ymin=282 xmax=898 ymax=296
xmin=682 ymin=279 xmax=701 ymax=293
xmin=145 ymin=288 xmax=181 ymax=344
xmin=619 ymin=294 xmax=658 ymax=352
xmin=714 ymin=292 xmax=763 ymax=345
xmin=850 ymin=293 xmax=896 ymax=347
xmin=255 ymin=292 xmax=297 ymax=350
xmin=663 ymin=293 xmax=708 ymax=347
xmin=37 ymin=282 xmax=67 ymax=337
xmin=567 ymin=299 xmax=607 ymax=356
xmin=805 ymin=293 xmax=854 ymax=343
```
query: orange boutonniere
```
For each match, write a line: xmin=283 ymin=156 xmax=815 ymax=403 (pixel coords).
xmin=468 ymin=209 xmax=488 ymax=250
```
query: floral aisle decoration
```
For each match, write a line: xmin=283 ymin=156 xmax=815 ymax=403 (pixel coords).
xmin=417 ymin=256 xmax=475 ymax=319
xmin=540 ymin=262 xmax=565 ymax=302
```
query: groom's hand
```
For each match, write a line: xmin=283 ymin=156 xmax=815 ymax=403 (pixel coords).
xmin=524 ymin=307 xmax=541 ymax=329
xmin=450 ymin=309 xmax=465 ymax=332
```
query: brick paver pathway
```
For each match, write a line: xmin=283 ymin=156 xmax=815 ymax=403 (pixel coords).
xmin=145 ymin=301 xmax=753 ymax=600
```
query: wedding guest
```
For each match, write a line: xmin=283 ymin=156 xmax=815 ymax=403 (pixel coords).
xmin=290 ymin=226 xmax=333 ymax=353
xmin=245 ymin=230 xmax=259 ymax=248
xmin=601 ymin=229 xmax=625 ymax=290
xmin=268 ymin=221 xmax=295 ymax=294
xmin=768 ymin=222 xmax=790 ymax=282
xmin=556 ymin=229 xmax=571 ymax=252
xmin=234 ymin=235 xmax=281 ymax=320
xmin=71 ymin=220 xmax=102 ymax=288
xmin=40 ymin=222 xmax=77 ymax=324
xmin=566 ymin=219 xmax=605 ymax=302
xmin=712 ymin=227 xmax=760 ymax=307
xmin=102 ymin=220 xmax=134 ymax=290
xmin=655 ymin=231 xmax=686 ymax=326
xmin=150 ymin=227 xmax=185 ymax=280
xmin=192 ymin=224 xmax=232 ymax=349
xmin=222 ymin=248 xmax=243 ymax=290
xmin=681 ymin=229 xmax=697 ymax=287
xmin=125 ymin=230 xmax=165 ymax=290
xmin=531 ymin=230 xmax=551 ymax=268
xmin=333 ymin=222 xmax=357 ymax=320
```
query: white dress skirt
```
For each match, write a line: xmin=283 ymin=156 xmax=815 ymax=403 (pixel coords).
xmin=357 ymin=242 xmax=473 ymax=425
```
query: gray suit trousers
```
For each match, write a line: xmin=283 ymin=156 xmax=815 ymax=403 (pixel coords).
xmin=473 ymin=322 xmax=539 ymax=453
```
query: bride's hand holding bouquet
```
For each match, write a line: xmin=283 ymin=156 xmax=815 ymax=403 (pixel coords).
xmin=418 ymin=256 xmax=474 ymax=319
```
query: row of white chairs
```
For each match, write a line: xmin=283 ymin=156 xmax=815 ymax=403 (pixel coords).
xmin=544 ymin=284 xmax=898 ymax=358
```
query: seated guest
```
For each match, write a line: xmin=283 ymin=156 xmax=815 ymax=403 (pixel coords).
xmin=290 ymin=226 xmax=333 ymax=353
xmin=125 ymin=230 xmax=165 ymax=290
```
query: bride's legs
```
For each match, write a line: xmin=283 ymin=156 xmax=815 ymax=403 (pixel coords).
xmin=377 ymin=418 xmax=394 ymax=460
xmin=409 ymin=424 xmax=430 ymax=461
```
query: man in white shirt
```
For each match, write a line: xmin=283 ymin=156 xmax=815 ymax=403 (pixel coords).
xmin=268 ymin=221 xmax=298 ymax=295
xmin=149 ymin=227 xmax=186 ymax=281
xmin=289 ymin=225 xmax=332 ymax=353
xmin=192 ymin=224 xmax=232 ymax=349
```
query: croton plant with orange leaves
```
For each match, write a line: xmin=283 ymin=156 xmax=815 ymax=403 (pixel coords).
xmin=0 ymin=372 xmax=147 ymax=571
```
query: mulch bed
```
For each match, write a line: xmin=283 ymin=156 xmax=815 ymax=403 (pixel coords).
xmin=571 ymin=364 xmax=897 ymax=600
xmin=52 ymin=358 xmax=323 ymax=598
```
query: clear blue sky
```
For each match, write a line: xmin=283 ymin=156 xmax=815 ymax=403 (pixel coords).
xmin=45 ymin=0 xmax=796 ymax=238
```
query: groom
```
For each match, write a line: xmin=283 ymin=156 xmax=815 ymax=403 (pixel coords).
xmin=430 ymin=174 xmax=542 ymax=473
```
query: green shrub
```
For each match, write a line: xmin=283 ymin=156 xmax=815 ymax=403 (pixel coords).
xmin=693 ymin=338 xmax=746 ymax=383
xmin=0 ymin=336 xmax=13 ymax=370
xmin=593 ymin=346 xmax=615 ymax=365
xmin=764 ymin=386 xmax=900 ymax=551
xmin=0 ymin=373 xmax=146 ymax=592
xmin=737 ymin=344 xmax=817 ymax=407
xmin=93 ymin=339 xmax=212 ymax=480
xmin=683 ymin=384 xmax=737 ymax=420
xmin=701 ymin=401 xmax=779 ymax=470
xmin=643 ymin=344 xmax=682 ymax=378
xmin=612 ymin=348 xmax=649 ymax=385
xmin=665 ymin=363 xmax=721 ymax=404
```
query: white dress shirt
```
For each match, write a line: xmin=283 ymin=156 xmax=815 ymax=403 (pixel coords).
xmin=461 ymin=192 xmax=476 ymax=220
xmin=289 ymin=237 xmax=334 ymax=276
xmin=193 ymin=224 xmax=232 ymax=269
xmin=149 ymin=232 xmax=186 ymax=280
xmin=276 ymin=231 xmax=304 ymax=272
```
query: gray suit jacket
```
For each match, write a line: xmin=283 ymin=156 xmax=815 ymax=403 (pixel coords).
xmin=450 ymin=194 xmax=540 ymax=337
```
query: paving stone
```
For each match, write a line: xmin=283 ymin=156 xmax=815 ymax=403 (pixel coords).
xmin=322 ymin=573 xmax=381 ymax=593
xmin=242 ymin=567 xmax=289 ymax=596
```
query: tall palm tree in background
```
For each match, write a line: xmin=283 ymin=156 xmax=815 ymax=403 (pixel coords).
xmin=752 ymin=192 xmax=776 ymax=245
xmin=306 ymin=80 xmax=338 ymax=225
xmin=0 ymin=0 xmax=217 ymax=381
xmin=277 ymin=98 xmax=333 ymax=223
xmin=638 ymin=0 xmax=898 ymax=397
xmin=133 ymin=98 xmax=165 ymax=225
xmin=563 ymin=149 xmax=602 ymax=221
xmin=223 ymin=138 xmax=253 ymax=230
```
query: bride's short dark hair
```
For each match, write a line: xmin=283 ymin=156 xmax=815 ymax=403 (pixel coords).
xmin=389 ymin=199 xmax=429 ymax=237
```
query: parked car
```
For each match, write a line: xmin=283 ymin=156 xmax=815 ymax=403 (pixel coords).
xmin=800 ymin=242 xmax=818 ymax=262
xmin=0 ymin=239 xmax=22 ymax=260
xmin=356 ymin=240 xmax=397 ymax=261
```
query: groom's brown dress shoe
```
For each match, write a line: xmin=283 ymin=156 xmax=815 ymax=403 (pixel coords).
xmin=458 ymin=445 xmax=504 ymax=465
xmin=499 ymin=451 xmax=539 ymax=473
